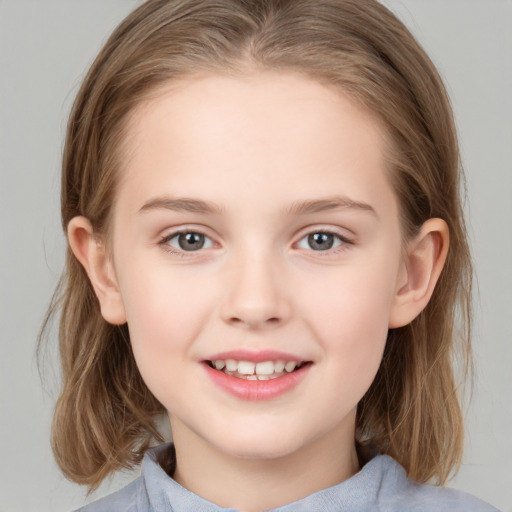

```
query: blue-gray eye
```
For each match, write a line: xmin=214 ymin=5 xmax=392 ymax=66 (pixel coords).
xmin=166 ymin=232 xmax=213 ymax=251
xmin=297 ymin=232 xmax=344 ymax=251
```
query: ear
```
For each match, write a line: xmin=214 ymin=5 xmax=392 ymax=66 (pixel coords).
xmin=67 ymin=216 xmax=127 ymax=325
xmin=389 ymin=218 xmax=449 ymax=328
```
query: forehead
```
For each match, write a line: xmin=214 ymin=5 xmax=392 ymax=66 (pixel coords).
xmin=116 ymin=72 xmax=396 ymax=219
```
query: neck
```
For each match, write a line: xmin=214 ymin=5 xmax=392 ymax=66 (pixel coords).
xmin=169 ymin=416 xmax=359 ymax=512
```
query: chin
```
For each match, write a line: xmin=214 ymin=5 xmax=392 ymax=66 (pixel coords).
xmin=207 ymin=427 xmax=312 ymax=462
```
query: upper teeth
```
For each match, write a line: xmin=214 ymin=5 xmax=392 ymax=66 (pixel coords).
xmin=212 ymin=359 xmax=300 ymax=377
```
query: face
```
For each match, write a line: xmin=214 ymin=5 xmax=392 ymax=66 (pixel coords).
xmin=108 ymin=72 xmax=405 ymax=462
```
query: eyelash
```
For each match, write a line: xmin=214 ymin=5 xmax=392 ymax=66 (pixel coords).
xmin=158 ymin=228 xmax=354 ymax=258
xmin=158 ymin=229 xmax=215 ymax=258
xmin=302 ymin=231 xmax=354 ymax=255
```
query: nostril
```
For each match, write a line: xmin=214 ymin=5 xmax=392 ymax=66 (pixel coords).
xmin=227 ymin=315 xmax=282 ymax=327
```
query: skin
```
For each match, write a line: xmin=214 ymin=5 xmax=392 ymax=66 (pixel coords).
xmin=69 ymin=72 xmax=448 ymax=512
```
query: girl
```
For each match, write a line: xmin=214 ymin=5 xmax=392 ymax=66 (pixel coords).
xmin=44 ymin=0 xmax=499 ymax=510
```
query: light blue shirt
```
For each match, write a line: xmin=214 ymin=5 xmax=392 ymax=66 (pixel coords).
xmin=76 ymin=443 xmax=499 ymax=511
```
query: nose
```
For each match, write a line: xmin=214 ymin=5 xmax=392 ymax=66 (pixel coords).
xmin=220 ymin=250 xmax=291 ymax=330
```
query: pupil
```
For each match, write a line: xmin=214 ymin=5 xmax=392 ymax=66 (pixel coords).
xmin=178 ymin=232 xmax=204 ymax=251
xmin=309 ymin=233 xmax=333 ymax=251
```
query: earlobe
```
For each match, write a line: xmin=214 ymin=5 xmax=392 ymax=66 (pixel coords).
xmin=67 ymin=216 xmax=127 ymax=325
xmin=389 ymin=218 xmax=449 ymax=328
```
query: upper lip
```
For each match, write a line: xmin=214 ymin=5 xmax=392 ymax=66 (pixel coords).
xmin=203 ymin=349 xmax=310 ymax=363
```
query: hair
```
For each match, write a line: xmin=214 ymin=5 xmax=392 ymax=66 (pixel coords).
xmin=41 ymin=0 xmax=472 ymax=491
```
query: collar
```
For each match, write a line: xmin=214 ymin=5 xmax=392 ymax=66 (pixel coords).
xmin=141 ymin=443 xmax=392 ymax=511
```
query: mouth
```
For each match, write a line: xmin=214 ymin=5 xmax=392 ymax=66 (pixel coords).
xmin=204 ymin=359 xmax=312 ymax=380
xmin=202 ymin=354 xmax=313 ymax=400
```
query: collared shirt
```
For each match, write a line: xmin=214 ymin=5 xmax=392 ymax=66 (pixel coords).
xmin=76 ymin=443 xmax=499 ymax=511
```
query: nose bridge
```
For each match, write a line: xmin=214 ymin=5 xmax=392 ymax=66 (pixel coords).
xmin=220 ymin=241 xmax=290 ymax=328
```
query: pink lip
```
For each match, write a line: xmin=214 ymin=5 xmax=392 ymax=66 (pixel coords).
xmin=204 ymin=349 xmax=307 ymax=364
xmin=202 ymin=360 xmax=312 ymax=401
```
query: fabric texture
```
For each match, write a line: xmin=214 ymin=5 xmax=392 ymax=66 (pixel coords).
xmin=75 ymin=443 xmax=499 ymax=512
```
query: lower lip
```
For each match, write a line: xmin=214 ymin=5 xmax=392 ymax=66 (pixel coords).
xmin=202 ymin=363 xmax=311 ymax=401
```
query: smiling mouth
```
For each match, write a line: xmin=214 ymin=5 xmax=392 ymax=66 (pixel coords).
xmin=205 ymin=359 xmax=311 ymax=380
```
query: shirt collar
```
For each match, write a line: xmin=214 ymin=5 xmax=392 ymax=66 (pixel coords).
xmin=142 ymin=443 xmax=389 ymax=512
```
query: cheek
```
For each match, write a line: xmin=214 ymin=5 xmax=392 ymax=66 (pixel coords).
xmin=302 ymin=260 xmax=397 ymax=333
xmin=120 ymin=259 xmax=206 ymax=330
xmin=116 ymin=263 xmax=213 ymax=380
xmin=298 ymin=257 xmax=398 ymax=373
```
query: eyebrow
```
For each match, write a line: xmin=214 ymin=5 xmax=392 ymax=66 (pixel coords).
xmin=285 ymin=196 xmax=376 ymax=216
xmin=138 ymin=195 xmax=376 ymax=217
xmin=139 ymin=197 xmax=225 ymax=215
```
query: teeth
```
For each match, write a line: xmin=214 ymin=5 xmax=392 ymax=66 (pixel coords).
xmin=285 ymin=361 xmax=298 ymax=372
xmin=255 ymin=361 xmax=275 ymax=375
xmin=209 ymin=359 xmax=303 ymax=379
xmin=225 ymin=359 xmax=238 ymax=372
xmin=238 ymin=361 xmax=256 ymax=375
xmin=273 ymin=361 xmax=285 ymax=373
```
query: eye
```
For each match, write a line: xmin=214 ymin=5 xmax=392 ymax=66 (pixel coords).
xmin=296 ymin=231 xmax=348 ymax=252
xmin=160 ymin=231 xmax=214 ymax=253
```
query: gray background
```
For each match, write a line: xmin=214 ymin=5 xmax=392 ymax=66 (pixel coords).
xmin=0 ymin=1 xmax=510 ymax=511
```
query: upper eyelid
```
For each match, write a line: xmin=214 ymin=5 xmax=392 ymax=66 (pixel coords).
xmin=295 ymin=225 xmax=355 ymax=242
xmin=159 ymin=229 xmax=215 ymax=245
xmin=159 ymin=225 xmax=352 ymax=240
xmin=159 ymin=224 xmax=215 ymax=239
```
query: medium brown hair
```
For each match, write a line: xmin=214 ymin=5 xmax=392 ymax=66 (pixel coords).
xmin=42 ymin=0 xmax=472 ymax=490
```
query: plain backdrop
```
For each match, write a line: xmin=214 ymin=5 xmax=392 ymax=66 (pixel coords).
xmin=0 ymin=1 xmax=511 ymax=511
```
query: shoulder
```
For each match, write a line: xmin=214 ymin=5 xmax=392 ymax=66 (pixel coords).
xmin=375 ymin=455 xmax=500 ymax=512
xmin=73 ymin=477 xmax=145 ymax=512
xmin=72 ymin=443 xmax=176 ymax=512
